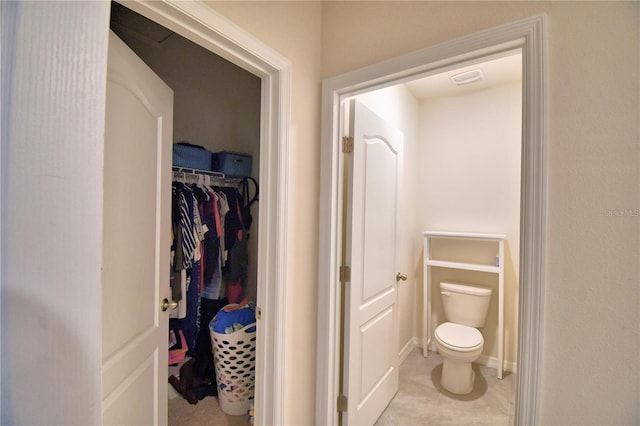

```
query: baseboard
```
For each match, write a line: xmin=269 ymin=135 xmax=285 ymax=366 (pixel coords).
xmin=405 ymin=336 xmax=517 ymax=374
xmin=413 ymin=337 xmax=436 ymax=356
xmin=477 ymin=354 xmax=518 ymax=374
xmin=399 ymin=337 xmax=420 ymax=363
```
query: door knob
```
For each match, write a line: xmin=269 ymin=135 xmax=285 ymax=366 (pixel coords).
xmin=396 ymin=272 xmax=408 ymax=282
xmin=161 ymin=298 xmax=178 ymax=312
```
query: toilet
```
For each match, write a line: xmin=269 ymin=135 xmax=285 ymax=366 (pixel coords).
xmin=434 ymin=282 xmax=492 ymax=394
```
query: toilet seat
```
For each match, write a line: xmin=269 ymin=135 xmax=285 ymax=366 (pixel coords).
xmin=435 ymin=322 xmax=483 ymax=352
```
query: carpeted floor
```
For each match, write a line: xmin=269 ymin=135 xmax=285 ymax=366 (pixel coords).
xmin=168 ymin=394 xmax=250 ymax=426
xmin=376 ymin=348 xmax=516 ymax=425
xmin=168 ymin=347 xmax=515 ymax=425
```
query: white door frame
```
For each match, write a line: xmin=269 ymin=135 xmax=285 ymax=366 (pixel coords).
xmin=120 ymin=2 xmax=291 ymax=425
xmin=317 ymin=15 xmax=547 ymax=426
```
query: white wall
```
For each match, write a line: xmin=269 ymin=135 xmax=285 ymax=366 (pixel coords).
xmin=1 ymin=1 xmax=109 ymax=423
xmin=419 ymin=81 xmax=522 ymax=366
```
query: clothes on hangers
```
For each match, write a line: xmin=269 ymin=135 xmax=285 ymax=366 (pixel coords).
xmin=169 ymin=175 xmax=253 ymax=359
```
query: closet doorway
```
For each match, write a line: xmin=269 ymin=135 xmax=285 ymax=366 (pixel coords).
xmin=107 ymin=2 xmax=289 ymax=424
xmin=110 ymin=2 xmax=261 ymax=302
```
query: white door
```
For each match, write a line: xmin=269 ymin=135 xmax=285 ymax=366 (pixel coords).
xmin=101 ymin=31 xmax=173 ymax=425
xmin=343 ymin=100 xmax=403 ymax=425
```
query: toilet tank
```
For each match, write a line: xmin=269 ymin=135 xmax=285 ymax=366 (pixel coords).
xmin=440 ymin=282 xmax=492 ymax=328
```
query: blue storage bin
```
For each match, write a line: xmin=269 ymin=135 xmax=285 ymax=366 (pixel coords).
xmin=213 ymin=151 xmax=252 ymax=177
xmin=173 ymin=143 xmax=214 ymax=171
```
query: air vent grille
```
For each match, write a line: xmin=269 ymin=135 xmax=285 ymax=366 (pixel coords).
xmin=450 ymin=69 xmax=484 ymax=86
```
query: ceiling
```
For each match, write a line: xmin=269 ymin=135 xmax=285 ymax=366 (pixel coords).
xmin=405 ymin=50 xmax=522 ymax=100
xmin=110 ymin=2 xmax=175 ymax=44
xmin=111 ymin=2 xmax=521 ymax=103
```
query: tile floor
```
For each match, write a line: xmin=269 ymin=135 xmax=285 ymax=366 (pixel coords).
xmin=376 ymin=348 xmax=516 ymax=425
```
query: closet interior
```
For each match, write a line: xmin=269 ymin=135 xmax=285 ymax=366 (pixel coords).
xmin=110 ymin=2 xmax=261 ymax=423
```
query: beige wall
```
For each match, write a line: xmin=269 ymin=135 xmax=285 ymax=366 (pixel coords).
xmin=420 ymin=80 xmax=522 ymax=367
xmin=3 ymin=1 xmax=636 ymax=424
xmin=205 ymin=2 xmax=323 ymax=423
xmin=209 ymin=1 xmax=639 ymax=425
xmin=355 ymin=77 xmax=523 ymax=368
xmin=114 ymin=29 xmax=261 ymax=156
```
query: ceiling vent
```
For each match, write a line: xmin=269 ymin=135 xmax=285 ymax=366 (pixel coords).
xmin=450 ymin=69 xmax=484 ymax=86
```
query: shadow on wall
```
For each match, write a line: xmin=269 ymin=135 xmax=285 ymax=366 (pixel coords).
xmin=2 ymin=289 xmax=95 ymax=424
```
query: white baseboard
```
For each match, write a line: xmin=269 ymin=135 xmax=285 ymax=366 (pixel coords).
xmin=399 ymin=337 xmax=420 ymax=363
xmin=478 ymin=354 xmax=517 ymax=374
xmin=404 ymin=336 xmax=517 ymax=374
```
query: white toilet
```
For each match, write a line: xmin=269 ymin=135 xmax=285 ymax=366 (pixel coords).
xmin=434 ymin=282 xmax=492 ymax=394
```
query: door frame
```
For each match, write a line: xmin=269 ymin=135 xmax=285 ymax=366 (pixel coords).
xmin=317 ymin=15 xmax=547 ymax=426
xmin=120 ymin=2 xmax=291 ymax=425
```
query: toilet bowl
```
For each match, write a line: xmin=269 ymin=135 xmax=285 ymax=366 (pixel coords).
xmin=434 ymin=322 xmax=484 ymax=394
xmin=435 ymin=282 xmax=492 ymax=395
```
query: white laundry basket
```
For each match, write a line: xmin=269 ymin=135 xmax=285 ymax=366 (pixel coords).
xmin=211 ymin=323 xmax=256 ymax=415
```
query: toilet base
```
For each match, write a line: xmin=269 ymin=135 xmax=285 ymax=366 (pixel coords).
xmin=441 ymin=358 xmax=475 ymax=394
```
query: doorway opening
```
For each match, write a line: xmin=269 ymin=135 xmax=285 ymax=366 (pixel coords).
xmin=110 ymin=2 xmax=291 ymax=425
xmin=317 ymin=15 xmax=547 ymax=426
xmin=353 ymin=48 xmax=522 ymax=424
xmin=110 ymin=3 xmax=259 ymax=422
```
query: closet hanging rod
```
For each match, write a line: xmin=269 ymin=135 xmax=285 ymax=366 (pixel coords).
xmin=172 ymin=166 xmax=242 ymax=187
xmin=172 ymin=166 xmax=225 ymax=177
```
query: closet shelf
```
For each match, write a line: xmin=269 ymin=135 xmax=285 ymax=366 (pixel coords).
xmin=172 ymin=166 xmax=242 ymax=187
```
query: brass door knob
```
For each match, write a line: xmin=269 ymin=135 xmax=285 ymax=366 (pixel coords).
xmin=396 ymin=272 xmax=408 ymax=282
xmin=161 ymin=298 xmax=178 ymax=312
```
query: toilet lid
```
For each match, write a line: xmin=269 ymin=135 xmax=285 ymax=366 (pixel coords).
xmin=435 ymin=322 xmax=483 ymax=351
